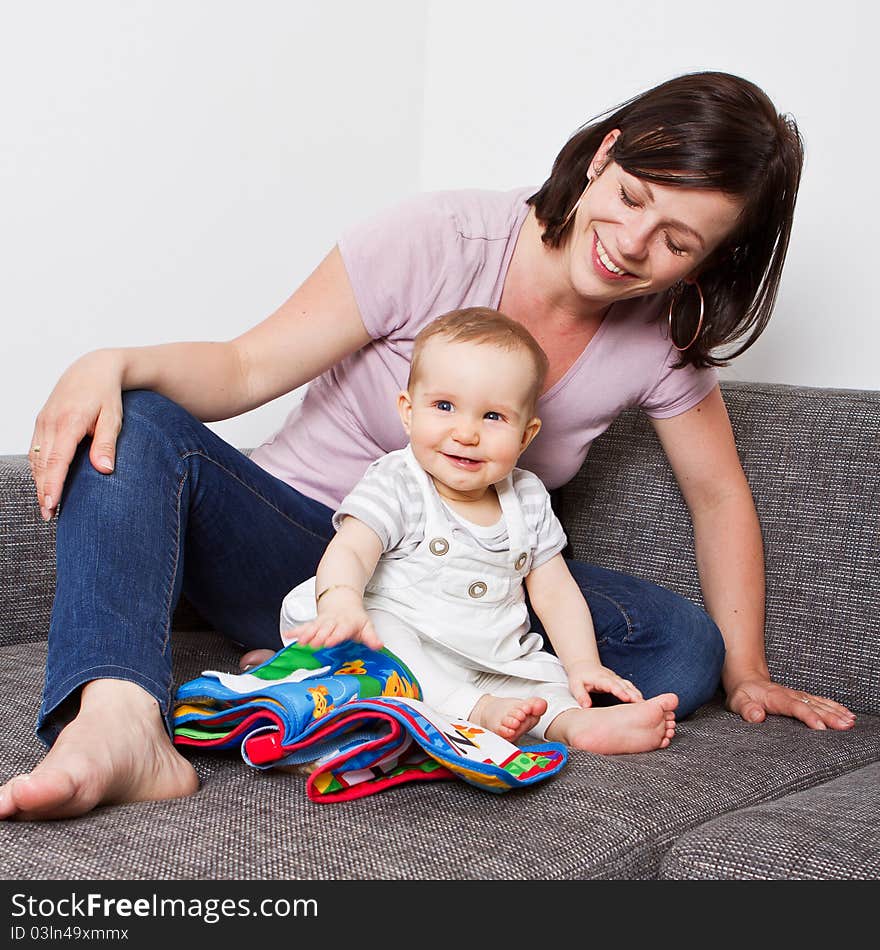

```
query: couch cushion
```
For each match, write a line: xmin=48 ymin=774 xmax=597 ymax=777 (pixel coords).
xmin=2 ymin=632 xmax=878 ymax=880
xmin=558 ymin=381 xmax=880 ymax=717
xmin=660 ymin=761 xmax=880 ymax=880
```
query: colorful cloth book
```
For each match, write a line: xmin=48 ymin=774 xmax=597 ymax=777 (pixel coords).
xmin=173 ymin=641 xmax=567 ymax=801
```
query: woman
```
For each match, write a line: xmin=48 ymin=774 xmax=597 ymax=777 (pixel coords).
xmin=1 ymin=71 xmax=855 ymax=820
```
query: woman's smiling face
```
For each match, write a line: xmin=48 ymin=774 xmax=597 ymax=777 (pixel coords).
xmin=564 ymin=131 xmax=745 ymax=305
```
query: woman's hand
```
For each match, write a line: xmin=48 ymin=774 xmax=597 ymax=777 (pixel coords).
xmin=567 ymin=660 xmax=644 ymax=707
xmin=725 ymin=675 xmax=856 ymax=730
xmin=30 ymin=349 xmax=125 ymax=521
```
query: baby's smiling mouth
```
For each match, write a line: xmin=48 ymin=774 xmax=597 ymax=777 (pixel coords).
xmin=443 ymin=452 xmax=483 ymax=468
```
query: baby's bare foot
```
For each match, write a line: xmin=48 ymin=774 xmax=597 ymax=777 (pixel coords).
xmin=549 ymin=693 xmax=678 ymax=754
xmin=0 ymin=680 xmax=198 ymax=821
xmin=470 ymin=695 xmax=548 ymax=743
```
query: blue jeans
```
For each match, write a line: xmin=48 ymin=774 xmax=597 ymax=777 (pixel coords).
xmin=38 ymin=390 xmax=724 ymax=744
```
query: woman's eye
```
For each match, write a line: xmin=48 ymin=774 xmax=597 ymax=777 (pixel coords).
xmin=484 ymin=411 xmax=504 ymax=422
xmin=436 ymin=400 xmax=453 ymax=412
xmin=618 ymin=185 xmax=639 ymax=209
xmin=664 ymin=234 xmax=686 ymax=256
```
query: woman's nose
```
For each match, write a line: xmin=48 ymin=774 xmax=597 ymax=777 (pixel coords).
xmin=616 ymin=220 xmax=651 ymax=261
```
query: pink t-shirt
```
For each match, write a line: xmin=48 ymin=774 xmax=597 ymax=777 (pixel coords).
xmin=249 ymin=187 xmax=717 ymax=509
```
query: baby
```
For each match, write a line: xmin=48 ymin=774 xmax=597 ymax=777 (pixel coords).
xmin=249 ymin=307 xmax=677 ymax=751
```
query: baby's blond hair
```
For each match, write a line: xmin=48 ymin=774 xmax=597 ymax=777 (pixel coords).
xmin=407 ymin=308 xmax=549 ymax=413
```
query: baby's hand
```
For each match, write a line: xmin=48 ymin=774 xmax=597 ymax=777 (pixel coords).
xmin=566 ymin=660 xmax=643 ymax=707
xmin=287 ymin=589 xmax=382 ymax=652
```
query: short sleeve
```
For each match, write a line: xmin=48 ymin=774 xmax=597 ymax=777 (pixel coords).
xmin=337 ymin=193 xmax=457 ymax=340
xmin=640 ymin=345 xmax=719 ymax=419
xmin=332 ymin=458 xmax=407 ymax=553
xmin=514 ymin=470 xmax=567 ymax=569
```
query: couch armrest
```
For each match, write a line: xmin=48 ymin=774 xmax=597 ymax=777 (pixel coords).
xmin=0 ymin=455 xmax=55 ymax=646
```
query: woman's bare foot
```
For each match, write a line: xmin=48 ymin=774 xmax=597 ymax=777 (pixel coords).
xmin=547 ymin=693 xmax=678 ymax=754
xmin=469 ymin=695 xmax=548 ymax=743
xmin=239 ymin=648 xmax=275 ymax=672
xmin=0 ymin=679 xmax=199 ymax=821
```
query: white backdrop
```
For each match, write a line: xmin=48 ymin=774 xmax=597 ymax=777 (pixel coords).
xmin=421 ymin=0 xmax=879 ymax=391
xmin=1 ymin=1 xmax=428 ymax=453
xmin=3 ymin=0 xmax=876 ymax=454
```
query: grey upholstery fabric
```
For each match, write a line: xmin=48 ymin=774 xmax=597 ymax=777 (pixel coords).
xmin=2 ymin=381 xmax=878 ymax=881
xmin=660 ymin=762 xmax=880 ymax=880
xmin=1 ymin=631 xmax=877 ymax=880
xmin=559 ymin=381 xmax=880 ymax=716
xmin=0 ymin=455 xmax=56 ymax=647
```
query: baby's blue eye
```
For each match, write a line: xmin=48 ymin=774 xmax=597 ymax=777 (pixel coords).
xmin=484 ymin=411 xmax=503 ymax=421
xmin=436 ymin=400 xmax=453 ymax=412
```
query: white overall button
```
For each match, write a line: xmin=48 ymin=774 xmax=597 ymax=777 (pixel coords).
xmin=515 ymin=552 xmax=528 ymax=571
xmin=468 ymin=581 xmax=488 ymax=599
xmin=429 ymin=537 xmax=449 ymax=556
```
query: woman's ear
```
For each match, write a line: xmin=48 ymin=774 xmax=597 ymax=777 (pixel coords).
xmin=589 ymin=128 xmax=621 ymax=177
xmin=397 ymin=390 xmax=413 ymax=435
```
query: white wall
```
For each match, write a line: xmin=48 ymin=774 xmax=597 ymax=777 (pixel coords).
xmin=421 ymin=0 xmax=878 ymax=390
xmin=1 ymin=1 xmax=428 ymax=454
xmin=3 ymin=1 xmax=877 ymax=456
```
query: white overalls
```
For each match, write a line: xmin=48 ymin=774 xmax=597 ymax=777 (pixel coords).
xmin=281 ymin=446 xmax=579 ymax=738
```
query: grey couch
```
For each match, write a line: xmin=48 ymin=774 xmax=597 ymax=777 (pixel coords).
xmin=1 ymin=381 xmax=878 ymax=881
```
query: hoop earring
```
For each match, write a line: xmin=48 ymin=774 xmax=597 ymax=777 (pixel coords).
xmin=561 ymin=175 xmax=593 ymax=229
xmin=667 ymin=280 xmax=705 ymax=351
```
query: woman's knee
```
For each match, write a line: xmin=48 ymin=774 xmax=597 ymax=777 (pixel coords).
xmin=104 ymin=389 xmax=209 ymax=470
xmin=63 ymin=391 xmax=198 ymax=508
xmin=620 ymin=595 xmax=726 ymax=717
xmin=630 ymin=593 xmax=724 ymax=714
xmin=119 ymin=390 xmax=197 ymax=444
xmin=670 ymin=603 xmax=726 ymax=715
xmin=566 ymin=562 xmax=726 ymax=717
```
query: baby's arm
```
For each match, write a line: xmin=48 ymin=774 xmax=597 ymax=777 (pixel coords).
xmin=525 ymin=554 xmax=643 ymax=706
xmin=291 ymin=516 xmax=385 ymax=650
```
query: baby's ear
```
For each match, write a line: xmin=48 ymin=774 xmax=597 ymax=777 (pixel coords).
xmin=397 ymin=390 xmax=413 ymax=434
xmin=520 ymin=416 xmax=542 ymax=453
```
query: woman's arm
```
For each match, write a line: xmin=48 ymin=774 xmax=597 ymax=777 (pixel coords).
xmin=32 ymin=247 xmax=371 ymax=518
xmin=651 ymin=385 xmax=855 ymax=730
xmin=120 ymin=246 xmax=370 ymax=418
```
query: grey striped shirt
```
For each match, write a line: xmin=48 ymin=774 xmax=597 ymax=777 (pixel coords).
xmin=332 ymin=448 xmax=567 ymax=567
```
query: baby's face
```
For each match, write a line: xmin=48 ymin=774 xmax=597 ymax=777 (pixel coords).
xmin=398 ymin=337 xmax=541 ymax=500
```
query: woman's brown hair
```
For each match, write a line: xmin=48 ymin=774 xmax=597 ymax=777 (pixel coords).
xmin=528 ymin=71 xmax=804 ymax=368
